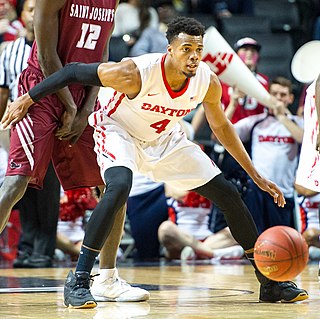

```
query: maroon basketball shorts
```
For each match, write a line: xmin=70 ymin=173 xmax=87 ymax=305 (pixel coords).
xmin=6 ymin=66 xmax=103 ymax=190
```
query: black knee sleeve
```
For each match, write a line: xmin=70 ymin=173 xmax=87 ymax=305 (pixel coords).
xmin=193 ymin=174 xmax=258 ymax=250
xmin=83 ymin=166 xmax=132 ymax=250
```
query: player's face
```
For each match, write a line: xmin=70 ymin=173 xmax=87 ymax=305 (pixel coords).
xmin=269 ymin=84 xmax=294 ymax=108
xmin=168 ymin=33 xmax=204 ymax=78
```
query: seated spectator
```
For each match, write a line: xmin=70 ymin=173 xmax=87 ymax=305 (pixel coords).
xmin=295 ymin=184 xmax=320 ymax=260
xmin=235 ymin=77 xmax=303 ymax=233
xmin=129 ymin=0 xmax=177 ymax=57
xmin=158 ymin=189 xmax=244 ymax=260
xmin=56 ymin=187 xmax=98 ymax=261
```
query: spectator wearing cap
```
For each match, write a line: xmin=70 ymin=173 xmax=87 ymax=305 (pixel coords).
xmin=222 ymin=37 xmax=269 ymax=124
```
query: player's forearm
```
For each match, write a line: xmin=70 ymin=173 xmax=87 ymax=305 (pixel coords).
xmin=80 ymin=86 xmax=100 ymax=116
xmin=29 ymin=62 xmax=103 ymax=103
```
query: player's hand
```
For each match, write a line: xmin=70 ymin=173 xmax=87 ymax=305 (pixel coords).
xmin=253 ymin=175 xmax=286 ymax=207
xmin=1 ymin=93 xmax=34 ymax=128
xmin=56 ymin=110 xmax=87 ymax=145
xmin=56 ymin=106 xmax=77 ymax=139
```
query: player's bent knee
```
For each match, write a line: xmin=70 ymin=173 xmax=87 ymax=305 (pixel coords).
xmin=104 ymin=166 xmax=132 ymax=196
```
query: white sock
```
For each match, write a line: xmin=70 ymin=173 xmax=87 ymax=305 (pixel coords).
xmin=97 ymin=267 xmax=118 ymax=282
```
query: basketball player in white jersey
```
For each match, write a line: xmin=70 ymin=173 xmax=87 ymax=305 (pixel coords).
xmin=2 ymin=16 xmax=308 ymax=308
xmin=295 ymin=73 xmax=320 ymax=192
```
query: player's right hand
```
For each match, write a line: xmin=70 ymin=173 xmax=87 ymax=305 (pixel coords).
xmin=1 ymin=93 xmax=33 ymax=128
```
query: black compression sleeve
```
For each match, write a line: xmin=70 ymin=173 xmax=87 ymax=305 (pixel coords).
xmin=29 ymin=62 xmax=103 ymax=102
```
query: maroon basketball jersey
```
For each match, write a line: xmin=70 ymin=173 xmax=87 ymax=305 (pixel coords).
xmin=28 ymin=0 xmax=117 ymax=71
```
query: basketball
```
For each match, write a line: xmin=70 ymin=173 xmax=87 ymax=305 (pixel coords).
xmin=254 ymin=226 xmax=309 ymax=281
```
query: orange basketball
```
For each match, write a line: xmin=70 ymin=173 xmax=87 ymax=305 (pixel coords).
xmin=254 ymin=226 xmax=309 ymax=281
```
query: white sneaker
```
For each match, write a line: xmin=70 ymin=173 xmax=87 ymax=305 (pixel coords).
xmin=211 ymin=245 xmax=244 ymax=260
xmin=91 ymin=268 xmax=150 ymax=302
xmin=180 ymin=246 xmax=196 ymax=261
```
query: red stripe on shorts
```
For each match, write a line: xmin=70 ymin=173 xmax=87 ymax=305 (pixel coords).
xmin=107 ymin=93 xmax=125 ymax=117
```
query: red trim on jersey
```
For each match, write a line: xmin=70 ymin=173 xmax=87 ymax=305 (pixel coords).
xmin=168 ymin=207 xmax=176 ymax=223
xmin=299 ymin=206 xmax=307 ymax=233
xmin=161 ymin=54 xmax=190 ymax=99
xmin=93 ymin=112 xmax=98 ymax=126
xmin=107 ymin=93 xmax=125 ymax=117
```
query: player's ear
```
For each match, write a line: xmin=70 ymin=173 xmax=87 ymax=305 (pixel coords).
xmin=167 ymin=44 xmax=173 ymax=56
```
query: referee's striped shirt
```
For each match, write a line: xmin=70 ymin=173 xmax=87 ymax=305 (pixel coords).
xmin=0 ymin=37 xmax=32 ymax=102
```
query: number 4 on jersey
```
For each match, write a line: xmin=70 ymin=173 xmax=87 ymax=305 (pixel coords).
xmin=150 ymin=119 xmax=171 ymax=134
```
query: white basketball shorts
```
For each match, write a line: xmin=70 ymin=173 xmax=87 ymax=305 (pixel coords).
xmin=91 ymin=117 xmax=221 ymax=190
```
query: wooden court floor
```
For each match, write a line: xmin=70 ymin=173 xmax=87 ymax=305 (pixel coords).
xmin=0 ymin=260 xmax=319 ymax=319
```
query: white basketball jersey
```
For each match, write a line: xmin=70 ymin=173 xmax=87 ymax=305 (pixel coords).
xmin=296 ymin=80 xmax=320 ymax=191
xmin=235 ymin=112 xmax=303 ymax=197
xmin=93 ymin=53 xmax=211 ymax=141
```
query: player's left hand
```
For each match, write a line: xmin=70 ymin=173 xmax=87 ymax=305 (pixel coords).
xmin=253 ymin=175 xmax=286 ymax=207
xmin=56 ymin=110 xmax=88 ymax=145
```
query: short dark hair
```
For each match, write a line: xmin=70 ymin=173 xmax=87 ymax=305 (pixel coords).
xmin=271 ymin=76 xmax=293 ymax=94
xmin=166 ymin=16 xmax=205 ymax=43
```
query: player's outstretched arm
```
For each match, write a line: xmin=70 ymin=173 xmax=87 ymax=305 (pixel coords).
xmin=202 ymin=72 xmax=285 ymax=207
xmin=1 ymin=60 xmax=141 ymax=128
xmin=0 ymin=62 xmax=101 ymax=128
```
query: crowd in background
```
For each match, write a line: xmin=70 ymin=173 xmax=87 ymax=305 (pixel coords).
xmin=1 ymin=0 xmax=320 ymax=267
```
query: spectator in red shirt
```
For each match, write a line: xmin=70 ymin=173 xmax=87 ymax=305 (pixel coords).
xmin=221 ymin=37 xmax=269 ymax=124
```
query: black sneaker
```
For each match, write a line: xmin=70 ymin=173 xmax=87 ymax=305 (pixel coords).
xmin=259 ymin=280 xmax=309 ymax=303
xmin=28 ymin=254 xmax=53 ymax=268
xmin=13 ymin=251 xmax=31 ymax=268
xmin=64 ymin=270 xmax=97 ymax=309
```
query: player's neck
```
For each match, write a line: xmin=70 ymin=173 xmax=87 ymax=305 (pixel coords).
xmin=163 ymin=57 xmax=189 ymax=92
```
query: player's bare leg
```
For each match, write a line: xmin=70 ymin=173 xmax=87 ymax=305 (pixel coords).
xmin=0 ymin=175 xmax=30 ymax=232
xmin=99 ymin=204 xmax=126 ymax=269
